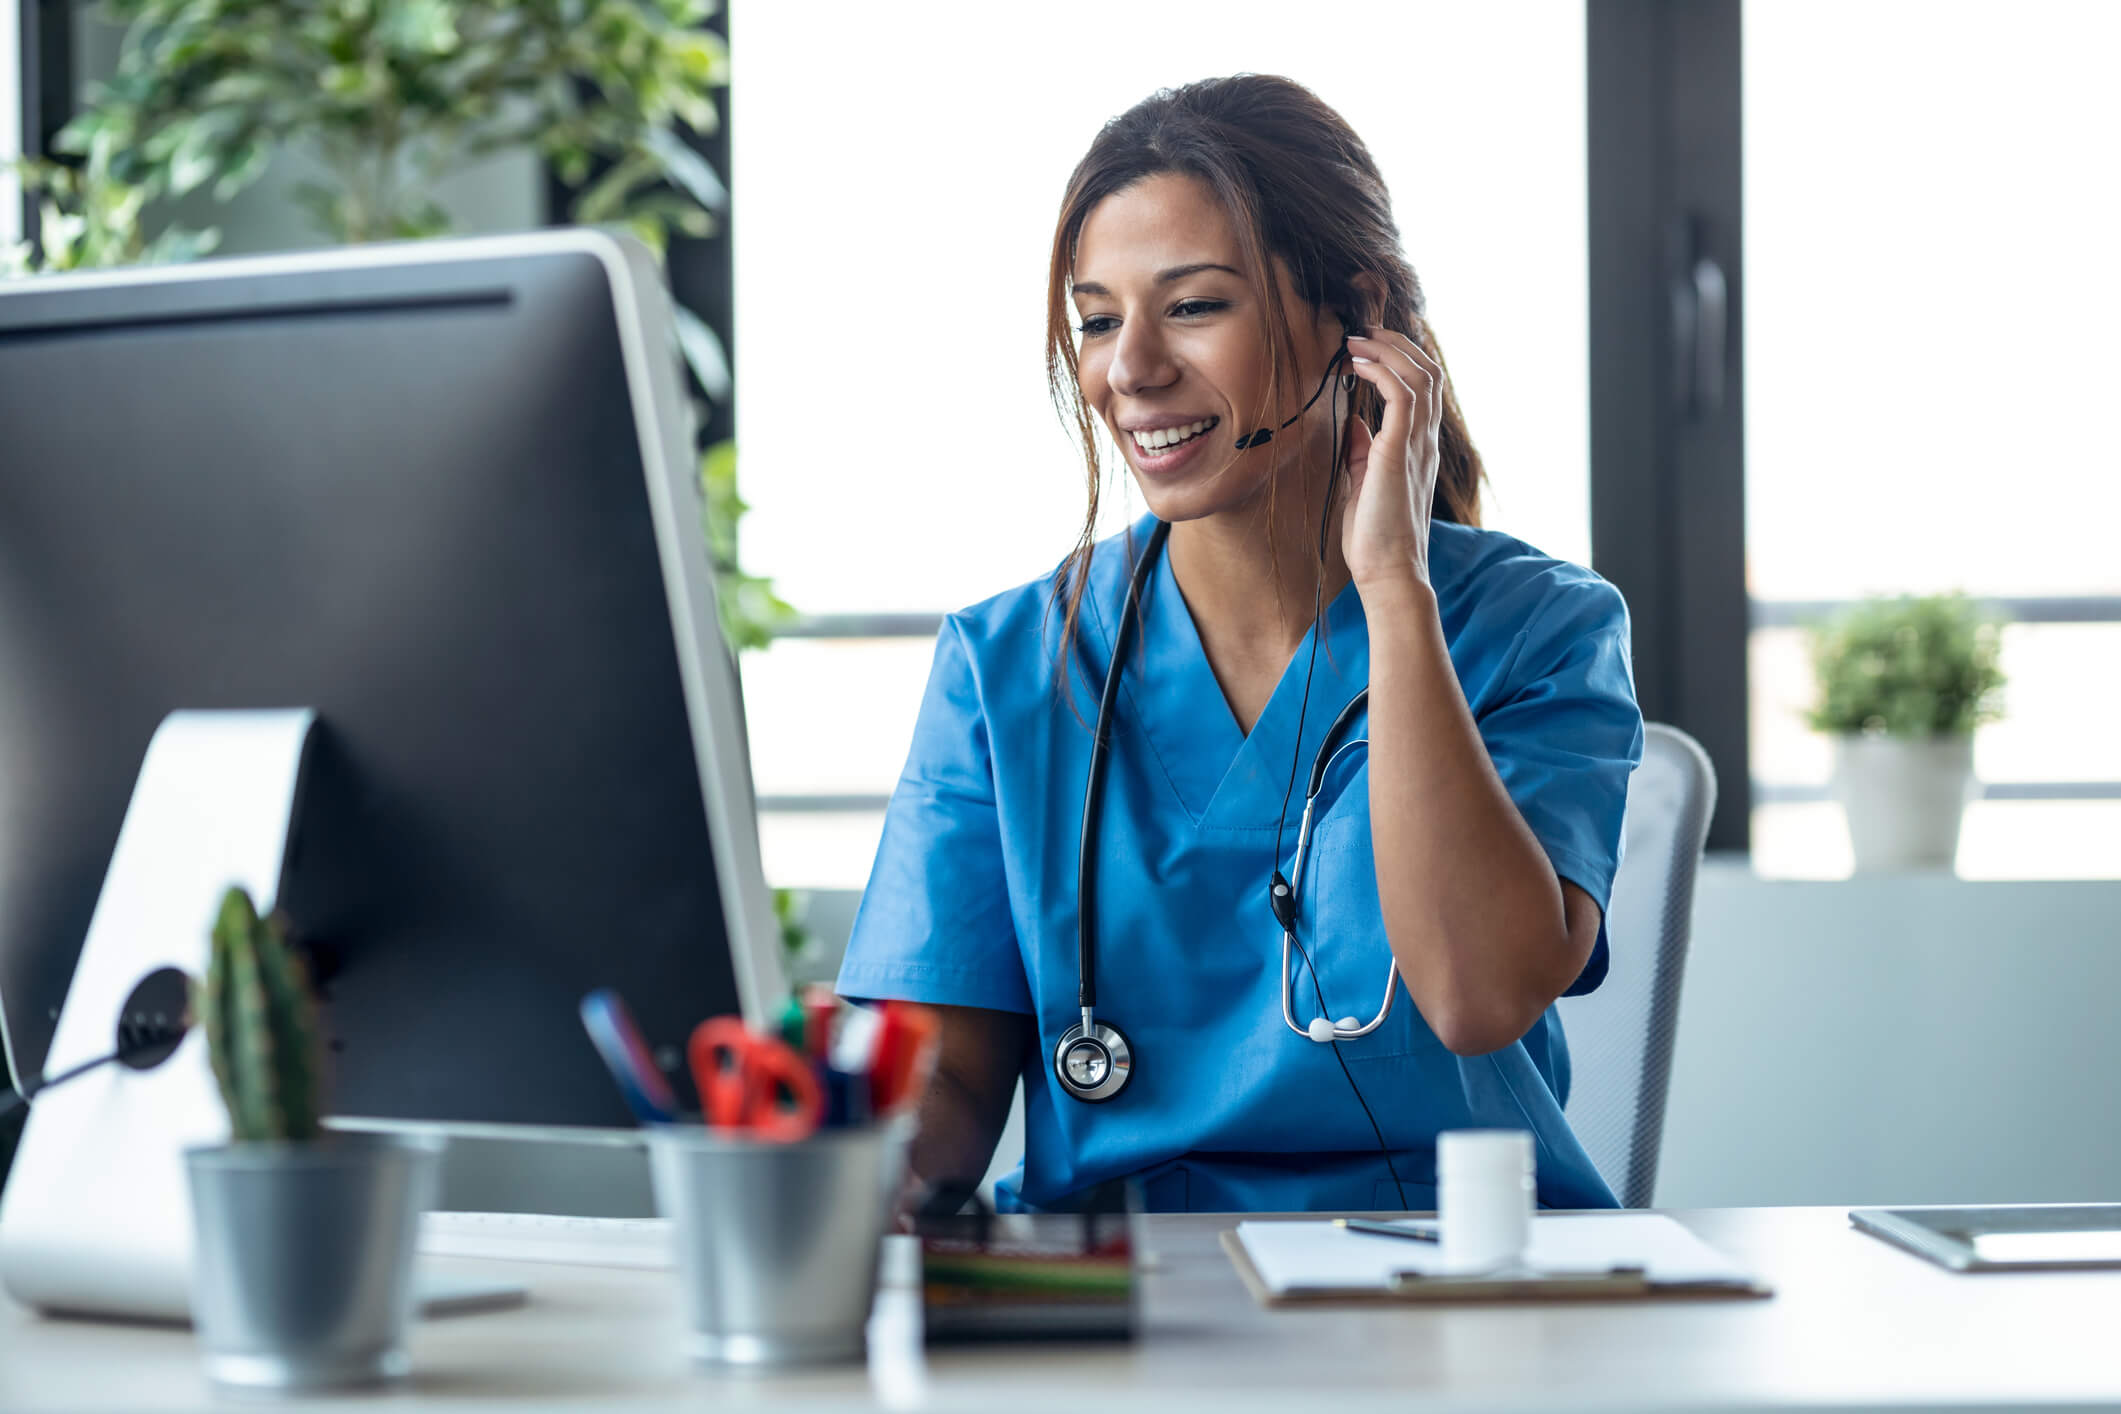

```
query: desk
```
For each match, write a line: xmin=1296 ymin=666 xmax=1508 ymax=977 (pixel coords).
xmin=2 ymin=1207 xmax=2114 ymax=1412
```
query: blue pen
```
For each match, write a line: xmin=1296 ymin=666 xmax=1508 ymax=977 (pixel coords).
xmin=579 ymin=989 xmax=679 ymax=1124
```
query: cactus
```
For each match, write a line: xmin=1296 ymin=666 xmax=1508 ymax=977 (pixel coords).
xmin=194 ymin=885 xmax=325 ymax=1143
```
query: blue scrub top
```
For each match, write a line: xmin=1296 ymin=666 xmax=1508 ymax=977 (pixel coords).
xmin=838 ymin=514 xmax=1644 ymax=1214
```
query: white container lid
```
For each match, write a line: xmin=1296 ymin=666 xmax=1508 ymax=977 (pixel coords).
xmin=1437 ymin=1129 xmax=1534 ymax=1177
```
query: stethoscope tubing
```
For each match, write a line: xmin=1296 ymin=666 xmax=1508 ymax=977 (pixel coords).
xmin=1276 ymin=696 xmax=1401 ymax=1042
xmin=1075 ymin=519 xmax=1171 ymax=1027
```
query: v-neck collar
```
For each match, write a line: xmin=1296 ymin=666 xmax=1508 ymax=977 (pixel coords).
xmin=1089 ymin=515 xmax=1370 ymax=831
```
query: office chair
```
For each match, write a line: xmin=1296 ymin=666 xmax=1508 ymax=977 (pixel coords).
xmin=1555 ymin=723 xmax=1717 ymax=1209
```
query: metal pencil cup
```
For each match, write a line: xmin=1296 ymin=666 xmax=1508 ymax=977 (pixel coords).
xmin=183 ymin=1131 xmax=444 ymax=1390
xmin=648 ymin=1118 xmax=910 ymax=1368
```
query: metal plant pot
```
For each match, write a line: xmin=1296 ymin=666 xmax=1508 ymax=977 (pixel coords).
xmin=1831 ymin=733 xmax=1978 ymax=872
xmin=183 ymin=1130 xmax=444 ymax=1390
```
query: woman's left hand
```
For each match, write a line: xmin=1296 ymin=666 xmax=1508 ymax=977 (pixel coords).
xmin=1339 ymin=328 xmax=1445 ymax=593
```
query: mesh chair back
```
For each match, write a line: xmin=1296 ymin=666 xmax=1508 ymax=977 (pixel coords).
xmin=1554 ymin=723 xmax=1716 ymax=1208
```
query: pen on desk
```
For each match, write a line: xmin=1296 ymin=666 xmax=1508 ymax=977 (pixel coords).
xmin=1334 ymin=1218 xmax=1441 ymax=1244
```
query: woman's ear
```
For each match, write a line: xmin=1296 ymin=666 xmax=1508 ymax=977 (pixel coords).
xmin=1348 ymin=272 xmax=1388 ymax=329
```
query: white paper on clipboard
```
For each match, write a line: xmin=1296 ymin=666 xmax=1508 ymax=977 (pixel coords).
xmin=1232 ymin=1215 xmax=1760 ymax=1297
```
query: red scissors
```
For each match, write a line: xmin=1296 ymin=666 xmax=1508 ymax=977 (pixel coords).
xmin=687 ymin=1016 xmax=823 ymax=1142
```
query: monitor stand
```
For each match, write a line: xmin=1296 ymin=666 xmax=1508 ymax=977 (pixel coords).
xmin=0 ymin=710 xmax=522 ymax=1322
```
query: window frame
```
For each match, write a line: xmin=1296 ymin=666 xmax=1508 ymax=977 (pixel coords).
xmin=30 ymin=3 xmax=2107 ymax=862
xmin=3 ymin=0 xmax=22 ymax=245
xmin=756 ymin=5 xmax=1765 ymax=848
xmin=759 ymin=4 xmax=2121 ymax=870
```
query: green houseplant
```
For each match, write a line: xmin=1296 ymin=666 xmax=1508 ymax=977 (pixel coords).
xmin=1805 ymin=593 xmax=2007 ymax=871
xmin=183 ymin=886 xmax=443 ymax=1390
xmin=2 ymin=153 xmax=219 ymax=275
xmin=53 ymin=0 xmax=736 ymax=390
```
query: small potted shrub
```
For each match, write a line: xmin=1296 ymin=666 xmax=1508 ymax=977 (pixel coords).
xmin=183 ymin=886 xmax=443 ymax=1390
xmin=1806 ymin=593 xmax=2007 ymax=871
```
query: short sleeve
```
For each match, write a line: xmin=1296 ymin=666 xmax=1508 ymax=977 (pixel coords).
xmin=835 ymin=618 xmax=1033 ymax=1014
xmin=1477 ymin=576 xmax=1644 ymax=997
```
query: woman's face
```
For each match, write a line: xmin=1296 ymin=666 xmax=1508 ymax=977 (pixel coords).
xmin=1070 ymin=172 xmax=1344 ymax=525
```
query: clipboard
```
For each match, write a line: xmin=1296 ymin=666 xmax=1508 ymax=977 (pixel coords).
xmin=1221 ymin=1218 xmax=1773 ymax=1307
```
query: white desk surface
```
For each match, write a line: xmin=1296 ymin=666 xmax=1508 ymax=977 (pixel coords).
xmin=2 ymin=1206 xmax=2115 ymax=1412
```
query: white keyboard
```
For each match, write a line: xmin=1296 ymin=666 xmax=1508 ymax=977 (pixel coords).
xmin=419 ymin=1211 xmax=676 ymax=1270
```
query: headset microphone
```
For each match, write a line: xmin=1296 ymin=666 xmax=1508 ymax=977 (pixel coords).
xmin=1233 ymin=322 xmax=1360 ymax=451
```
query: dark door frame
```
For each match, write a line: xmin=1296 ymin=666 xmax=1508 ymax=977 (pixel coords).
xmin=14 ymin=0 xmax=72 ymax=243
xmin=1587 ymin=0 xmax=1750 ymax=851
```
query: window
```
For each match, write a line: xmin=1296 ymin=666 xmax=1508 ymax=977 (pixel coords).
xmin=732 ymin=2 xmax=1592 ymax=887
xmin=1743 ymin=0 xmax=2121 ymax=878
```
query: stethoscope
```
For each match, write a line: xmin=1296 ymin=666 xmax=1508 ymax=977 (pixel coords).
xmin=1052 ymin=517 xmax=1401 ymax=1104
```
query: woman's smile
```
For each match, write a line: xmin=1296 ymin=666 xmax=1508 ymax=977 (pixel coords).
xmin=1123 ymin=415 xmax=1222 ymax=475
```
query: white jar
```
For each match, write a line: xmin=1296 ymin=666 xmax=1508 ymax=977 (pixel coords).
xmin=1438 ymin=1129 xmax=1534 ymax=1271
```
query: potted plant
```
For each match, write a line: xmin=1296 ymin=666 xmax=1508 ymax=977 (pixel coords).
xmin=183 ymin=886 xmax=444 ymax=1390
xmin=1806 ymin=593 xmax=2007 ymax=872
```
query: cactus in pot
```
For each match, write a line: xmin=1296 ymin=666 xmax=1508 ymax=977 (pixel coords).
xmin=195 ymin=886 xmax=324 ymax=1143
xmin=181 ymin=884 xmax=442 ymax=1391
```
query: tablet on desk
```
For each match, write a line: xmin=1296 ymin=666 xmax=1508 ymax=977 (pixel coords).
xmin=1849 ymin=1204 xmax=2121 ymax=1272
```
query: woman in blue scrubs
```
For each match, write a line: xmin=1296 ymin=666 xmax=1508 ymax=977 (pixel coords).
xmin=837 ymin=75 xmax=1644 ymax=1214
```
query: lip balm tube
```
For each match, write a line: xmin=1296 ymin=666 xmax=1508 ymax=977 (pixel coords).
xmin=1438 ymin=1129 xmax=1534 ymax=1271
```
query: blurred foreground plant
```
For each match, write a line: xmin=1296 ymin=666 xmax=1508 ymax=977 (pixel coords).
xmin=2 ymin=155 xmax=218 ymax=275
xmin=699 ymin=440 xmax=795 ymax=654
xmin=58 ymin=0 xmax=733 ymax=401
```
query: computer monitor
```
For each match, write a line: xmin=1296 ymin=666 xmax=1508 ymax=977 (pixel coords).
xmin=0 ymin=230 xmax=786 ymax=1134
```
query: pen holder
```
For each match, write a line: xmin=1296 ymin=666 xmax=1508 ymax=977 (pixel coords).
xmin=647 ymin=1117 xmax=910 ymax=1368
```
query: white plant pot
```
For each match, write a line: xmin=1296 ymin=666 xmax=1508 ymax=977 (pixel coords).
xmin=1830 ymin=734 xmax=1978 ymax=872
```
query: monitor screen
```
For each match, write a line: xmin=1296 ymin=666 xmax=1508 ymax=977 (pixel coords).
xmin=0 ymin=236 xmax=775 ymax=1128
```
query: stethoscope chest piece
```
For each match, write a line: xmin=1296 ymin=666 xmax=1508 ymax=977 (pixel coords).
xmin=1053 ymin=1017 xmax=1133 ymax=1103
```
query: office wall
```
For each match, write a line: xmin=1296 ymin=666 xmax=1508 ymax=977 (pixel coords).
xmin=1655 ymin=864 xmax=2121 ymax=1208
xmin=803 ymin=869 xmax=2121 ymax=1208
